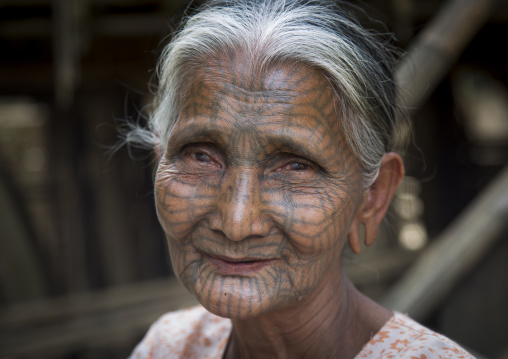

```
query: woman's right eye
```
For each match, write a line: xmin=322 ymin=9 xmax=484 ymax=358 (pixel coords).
xmin=181 ymin=144 xmax=222 ymax=170
xmin=192 ymin=151 xmax=212 ymax=163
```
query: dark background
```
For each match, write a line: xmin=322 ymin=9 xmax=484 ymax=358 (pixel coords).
xmin=0 ymin=0 xmax=507 ymax=358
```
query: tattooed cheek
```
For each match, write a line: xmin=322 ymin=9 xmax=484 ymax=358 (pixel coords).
xmin=154 ymin=171 xmax=176 ymax=187
xmin=156 ymin=166 xmax=220 ymax=188
xmin=264 ymin=176 xmax=320 ymax=193
xmin=287 ymin=183 xmax=330 ymax=195
xmin=180 ymin=170 xmax=222 ymax=184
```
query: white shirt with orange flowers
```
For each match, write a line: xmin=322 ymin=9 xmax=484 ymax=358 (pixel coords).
xmin=130 ymin=306 xmax=475 ymax=359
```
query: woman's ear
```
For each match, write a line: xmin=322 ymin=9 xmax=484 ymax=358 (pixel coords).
xmin=349 ymin=152 xmax=405 ymax=253
xmin=348 ymin=214 xmax=363 ymax=254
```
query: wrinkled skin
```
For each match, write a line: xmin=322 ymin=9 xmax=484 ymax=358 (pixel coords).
xmin=153 ymin=52 xmax=406 ymax=358
xmin=154 ymin=55 xmax=366 ymax=321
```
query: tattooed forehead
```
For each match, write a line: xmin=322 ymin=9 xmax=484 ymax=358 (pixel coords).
xmin=172 ymin=58 xmax=350 ymax=163
xmin=195 ymin=54 xmax=312 ymax=92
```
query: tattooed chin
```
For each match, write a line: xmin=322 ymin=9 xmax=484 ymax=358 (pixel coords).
xmin=170 ymin=241 xmax=337 ymax=320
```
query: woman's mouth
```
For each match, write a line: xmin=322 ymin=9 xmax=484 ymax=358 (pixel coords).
xmin=204 ymin=254 xmax=276 ymax=276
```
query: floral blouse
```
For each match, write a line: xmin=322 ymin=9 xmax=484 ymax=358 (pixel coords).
xmin=130 ymin=306 xmax=475 ymax=359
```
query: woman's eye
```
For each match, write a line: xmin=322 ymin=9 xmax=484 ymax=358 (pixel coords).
xmin=280 ymin=160 xmax=312 ymax=172
xmin=289 ymin=162 xmax=309 ymax=171
xmin=192 ymin=152 xmax=212 ymax=163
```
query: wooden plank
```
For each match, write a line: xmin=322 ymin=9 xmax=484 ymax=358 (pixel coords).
xmin=381 ymin=164 xmax=508 ymax=320
xmin=0 ymin=278 xmax=175 ymax=327
xmin=0 ymin=14 xmax=168 ymax=38
xmin=0 ymin=0 xmax=157 ymax=5
xmin=382 ymin=0 xmax=504 ymax=321
xmin=0 ymin=170 xmax=49 ymax=303
xmin=396 ymin=0 xmax=497 ymax=112
xmin=0 ymin=277 xmax=197 ymax=357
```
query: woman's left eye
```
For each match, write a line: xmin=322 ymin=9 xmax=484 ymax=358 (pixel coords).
xmin=288 ymin=162 xmax=310 ymax=171
xmin=192 ymin=152 xmax=212 ymax=163
xmin=178 ymin=143 xmax=222 ymax=170
xmin=280 ymin=160 xmax=313 ymax=172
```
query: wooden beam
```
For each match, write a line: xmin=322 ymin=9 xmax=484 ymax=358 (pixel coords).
xmin=0 ymin=170 xmax=49 ymax=303
xmin=0 ymin=0 xmax=157 ymax=5
xmin=53 ymin=0 xmax=82 ymax=111
xmin=396 ymin=0 xmax=497 ymax=112
xmin=381 ymin=164 xmax=508 ymax=320
xmin=0 ymin=14 xmax=168 ymax=38
xmin=0 ymin=278 xmax=198 ymax=358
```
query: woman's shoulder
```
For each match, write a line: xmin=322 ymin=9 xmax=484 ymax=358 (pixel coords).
xmin=129 ymin=305 xmax=232 ymax=359
xmin=356 ymin=312 xmax=475 ymax=359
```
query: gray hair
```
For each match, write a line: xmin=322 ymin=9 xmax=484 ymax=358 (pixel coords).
xmin=126 ymin=0 xmax=408 ymax=187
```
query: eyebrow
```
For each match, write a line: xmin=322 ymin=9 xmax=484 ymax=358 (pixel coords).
xmin=168 ymin=124 xmax=229 ymax=149
xmin=260 ymin=127 xmax=330 ymax=164
xmin=169 ymin=120 xmax=334 ymax=165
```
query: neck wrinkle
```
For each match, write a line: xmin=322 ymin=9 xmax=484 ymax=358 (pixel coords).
xmin=225 ymin=268 xmax=360 ymax=359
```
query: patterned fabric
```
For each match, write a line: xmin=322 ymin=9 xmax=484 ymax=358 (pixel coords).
xmin=130 ymin=306 xmax=474 ymax=359
xmin=357 ymin=313 xmax=475 ymax=359
xmin=130 ymin=306 xmax=231 ymax=359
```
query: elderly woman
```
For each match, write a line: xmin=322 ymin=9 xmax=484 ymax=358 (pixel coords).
xmin=129 ymin=0 xmax=473 ymax=358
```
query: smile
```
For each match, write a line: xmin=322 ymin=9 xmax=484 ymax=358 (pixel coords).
xmin=204 ymin=253 xmax=276 ymax=276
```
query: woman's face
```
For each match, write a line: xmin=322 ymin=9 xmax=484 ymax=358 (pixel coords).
xmin=155 ymin=57 xmax=364 ymax=319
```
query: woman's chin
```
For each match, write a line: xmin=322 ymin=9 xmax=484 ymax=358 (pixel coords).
xmin=205 ymin=301 xmax=261 ymax=320
xmin=191 ymin=279 xmax=277 ymax=320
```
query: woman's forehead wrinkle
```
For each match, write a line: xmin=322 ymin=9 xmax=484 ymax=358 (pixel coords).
xmin=174 ymin=59 xmax=349 ymax=164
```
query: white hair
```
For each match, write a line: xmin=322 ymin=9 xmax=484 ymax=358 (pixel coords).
xmin=126 ymin=0 xmax=408 ymax=187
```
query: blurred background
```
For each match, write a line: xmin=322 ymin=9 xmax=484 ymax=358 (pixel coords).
xmin=0 ymin=0 xmax=507 ymax=358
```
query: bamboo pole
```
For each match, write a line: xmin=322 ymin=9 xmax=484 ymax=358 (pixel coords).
xmin=396 ymin=0 xmax=497 ymax=112
xmin=381 ymin=164 xmax=508 ymax=320
xmin=381 ymin=0 xmax=503 ymax=321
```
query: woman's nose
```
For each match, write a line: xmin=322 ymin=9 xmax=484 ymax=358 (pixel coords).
xmin=211 ymin=169 xmax=270 ymax=241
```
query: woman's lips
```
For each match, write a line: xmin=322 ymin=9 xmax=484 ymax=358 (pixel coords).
xmin=204 ymin=254 xmax=276 ymax=276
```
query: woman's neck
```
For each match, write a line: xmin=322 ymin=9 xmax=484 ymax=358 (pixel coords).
xmin=224 ymin=270 xmax=392 ymax=359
